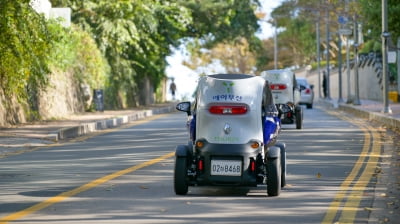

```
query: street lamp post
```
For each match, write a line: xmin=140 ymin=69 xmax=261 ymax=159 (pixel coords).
xmin=316 ymin=20 xmax=322 ymax=99
xmin=382 ymin=0 xmax=392 ymax=113
xmin=325 ymin=6 xmax=331 ymax=100
xmin=346 ymin=35 xmax=352 ymax=103
xmin=344 ymin=0 xmax=352 ymax=104
xmin=274 ymin=19 xmax=278 ymax=70
xmin=338 ymin=34 xmax=344 ymax=103
xmin=353 ymin=16 xmax=361 ymax=105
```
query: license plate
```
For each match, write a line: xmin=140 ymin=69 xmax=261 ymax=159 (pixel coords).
xmin=211 ymin=160 xmax=242 ymax=176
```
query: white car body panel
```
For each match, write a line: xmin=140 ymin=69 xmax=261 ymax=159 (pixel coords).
xmin=260 ymin=70 xmax=300 ymax=105
xmin=196 ymin=74 xmax=265 ymax=145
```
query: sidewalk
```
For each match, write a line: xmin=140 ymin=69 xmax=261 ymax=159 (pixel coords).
xmin=318 ymin=98 xmax=400 ymax=224
xmin=322 ymin=98 xmax=400 ymax=130
xmin=0 ymin=103 xmax=175 ymax=158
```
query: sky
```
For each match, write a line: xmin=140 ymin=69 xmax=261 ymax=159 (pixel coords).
xmin=165 ymin=0 xmax=284 ymax=101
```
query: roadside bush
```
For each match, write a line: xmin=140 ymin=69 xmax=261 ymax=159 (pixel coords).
xmin=0 ymin=0 xmax=51 ymax=102
xmin=0 ymin=1 xmax=109 ymax=124
xmin=47 ymin=20 xmax=109 ymax=90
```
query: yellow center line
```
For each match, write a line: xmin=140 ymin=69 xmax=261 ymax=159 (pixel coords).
xmin=338 ymin=127 xmax=381 ymax=223
xmin=321 ymin=109 xmax=381 ymax=223
xmin=322 ymin=123 xmax=371 ymax=223
xmin=0 ymin=151 xmax=175 ymax=224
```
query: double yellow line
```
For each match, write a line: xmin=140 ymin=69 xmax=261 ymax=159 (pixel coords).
xmin=322 ymin=111 xmax=381 ymax=223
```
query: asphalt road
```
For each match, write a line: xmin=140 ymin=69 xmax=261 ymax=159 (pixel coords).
xmin=0 ymin=108 xmax=382 ymax=223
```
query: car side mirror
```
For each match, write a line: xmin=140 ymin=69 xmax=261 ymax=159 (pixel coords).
xmin=176 ymin=102 xmax=192 ymax=116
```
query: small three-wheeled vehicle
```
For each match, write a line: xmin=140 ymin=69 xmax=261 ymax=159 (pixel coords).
xmin=174 ymin=74 xmax=286 ymax=197
xmin=260 ymin=69 xmax=303 ymax=129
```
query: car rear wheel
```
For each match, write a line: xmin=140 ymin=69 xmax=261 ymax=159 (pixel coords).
xmin=295 ymin=106 xmax=303 ymax=129
xmin=306 ymin=103 xmax=313 ymax=109
xmin=267 ymin=156 xmax=281 ymax=196
xmin=174 ymin=157 xmax=189 ymax=195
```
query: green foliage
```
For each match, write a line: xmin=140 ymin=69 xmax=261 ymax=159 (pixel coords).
xmin=310 ymin=60 xmax=337 ymax=71
xmin=72 ymin=27 xmax=109 ymax=89
xmin=50 ymin=0 xmax=192 ymax=107
xmin=263 ymin=0 xmax=318 ymax=69
xmin=50 ymin=0 xmax=262 ymax=108
xmin=263 ymin=0 xmax=400 ymax=70
xmin=358 ymin=0 xmax=400 ymax=45
xmin=360 ymin=40 xmax=381 ymax=54
xmin=0 ymin=0 xmax=108 ymax=121
xmin=0 ymin=0 xmax=51 ymax=101
xmin=279 ymin=18 xmax=316 ymax=66
xmin=181 ymin=0 xmax=260 ymax=44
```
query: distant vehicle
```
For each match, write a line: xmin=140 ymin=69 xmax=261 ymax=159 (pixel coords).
xmin=174 ymin=74 xmax=286 ymax=197
xmin=261 ymin=69 xmax=303 ymax=129
xmin=296 ymin=77 xmax=314 ymax=109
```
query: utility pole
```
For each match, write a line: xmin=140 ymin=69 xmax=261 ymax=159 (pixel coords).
xmin=344 ymin=0 xmax=352 ymax=104
xmin=338 ymin=13 xmax=349 ymax=103
xmin=325 ymin=4 xmax=331 ymax=100
xmin=317 ymin=19 xmax=321 ymax=99
xmin=353 ymin=15 xmax=361 ymax=105
xmin=382 ymin=0 xmax=392 ymax=113
xmin=338 ymin=34 xmax=344 ymax=103
xmin=274 ymin=19 xmax=278 ymax=70
xmin=346 ymin=36 xmax=352 ymax=103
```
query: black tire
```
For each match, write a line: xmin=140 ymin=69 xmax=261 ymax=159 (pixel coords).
xmin=295 ymin=106 xmax=303 ymax=129
xmin=275 ymin=142 xmax=286 ymax=188
xmin=306 ymin=103 xmax=313 ymax=109
xmin=267 ymin=157 xmax=281 ymax=196
xmin=174 ymin=157 xmax=188 ymax=195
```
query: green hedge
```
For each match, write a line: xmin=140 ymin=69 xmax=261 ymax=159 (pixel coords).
xmin=0 ymin=1 xmax=108 ymax=119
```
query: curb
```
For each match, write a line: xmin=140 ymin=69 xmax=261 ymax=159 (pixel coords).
xmin=337 ymin=105 xmax=400 ymax=130
xmin=318 ymin=99 xmax=400 ymax=131
xmin=54 ymin=105 xmax=176 ymax=141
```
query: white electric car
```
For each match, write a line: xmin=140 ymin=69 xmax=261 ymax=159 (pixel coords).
xmin=174 ymin=74 xmax=286 ymax=197
xmin=261 ymin=69 xmax=303 ymax=129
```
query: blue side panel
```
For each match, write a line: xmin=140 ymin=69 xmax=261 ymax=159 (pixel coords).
xmin=263 ymin=116 xmax=281 ymax=145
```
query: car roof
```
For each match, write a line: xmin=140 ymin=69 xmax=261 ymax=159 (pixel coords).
xmin=208 ymin=74 xmax=254 ymax=80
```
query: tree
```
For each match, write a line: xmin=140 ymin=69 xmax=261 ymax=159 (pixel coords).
xmin=0 ymin=0 xmax=51 ymax=101
xmin=179 ymin=0 xmax=264 ymax=74
xmin=51 ymin=0 xmax=262 ymax=107
xmin=183 ymin=38 xmax=258 ymax=74
xmin=357 ymin=0 xmax=400 ymax=53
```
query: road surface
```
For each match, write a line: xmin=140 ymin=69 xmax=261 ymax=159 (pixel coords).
xmin=0 ymin=107 xmax=382 ymax=223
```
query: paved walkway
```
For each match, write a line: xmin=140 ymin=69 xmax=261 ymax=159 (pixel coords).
xmin=0 ymin=100 xmax=399 ymax=223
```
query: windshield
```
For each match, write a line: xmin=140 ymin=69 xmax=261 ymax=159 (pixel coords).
xmin=296 ymin=79 xmax=308 ymax=87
